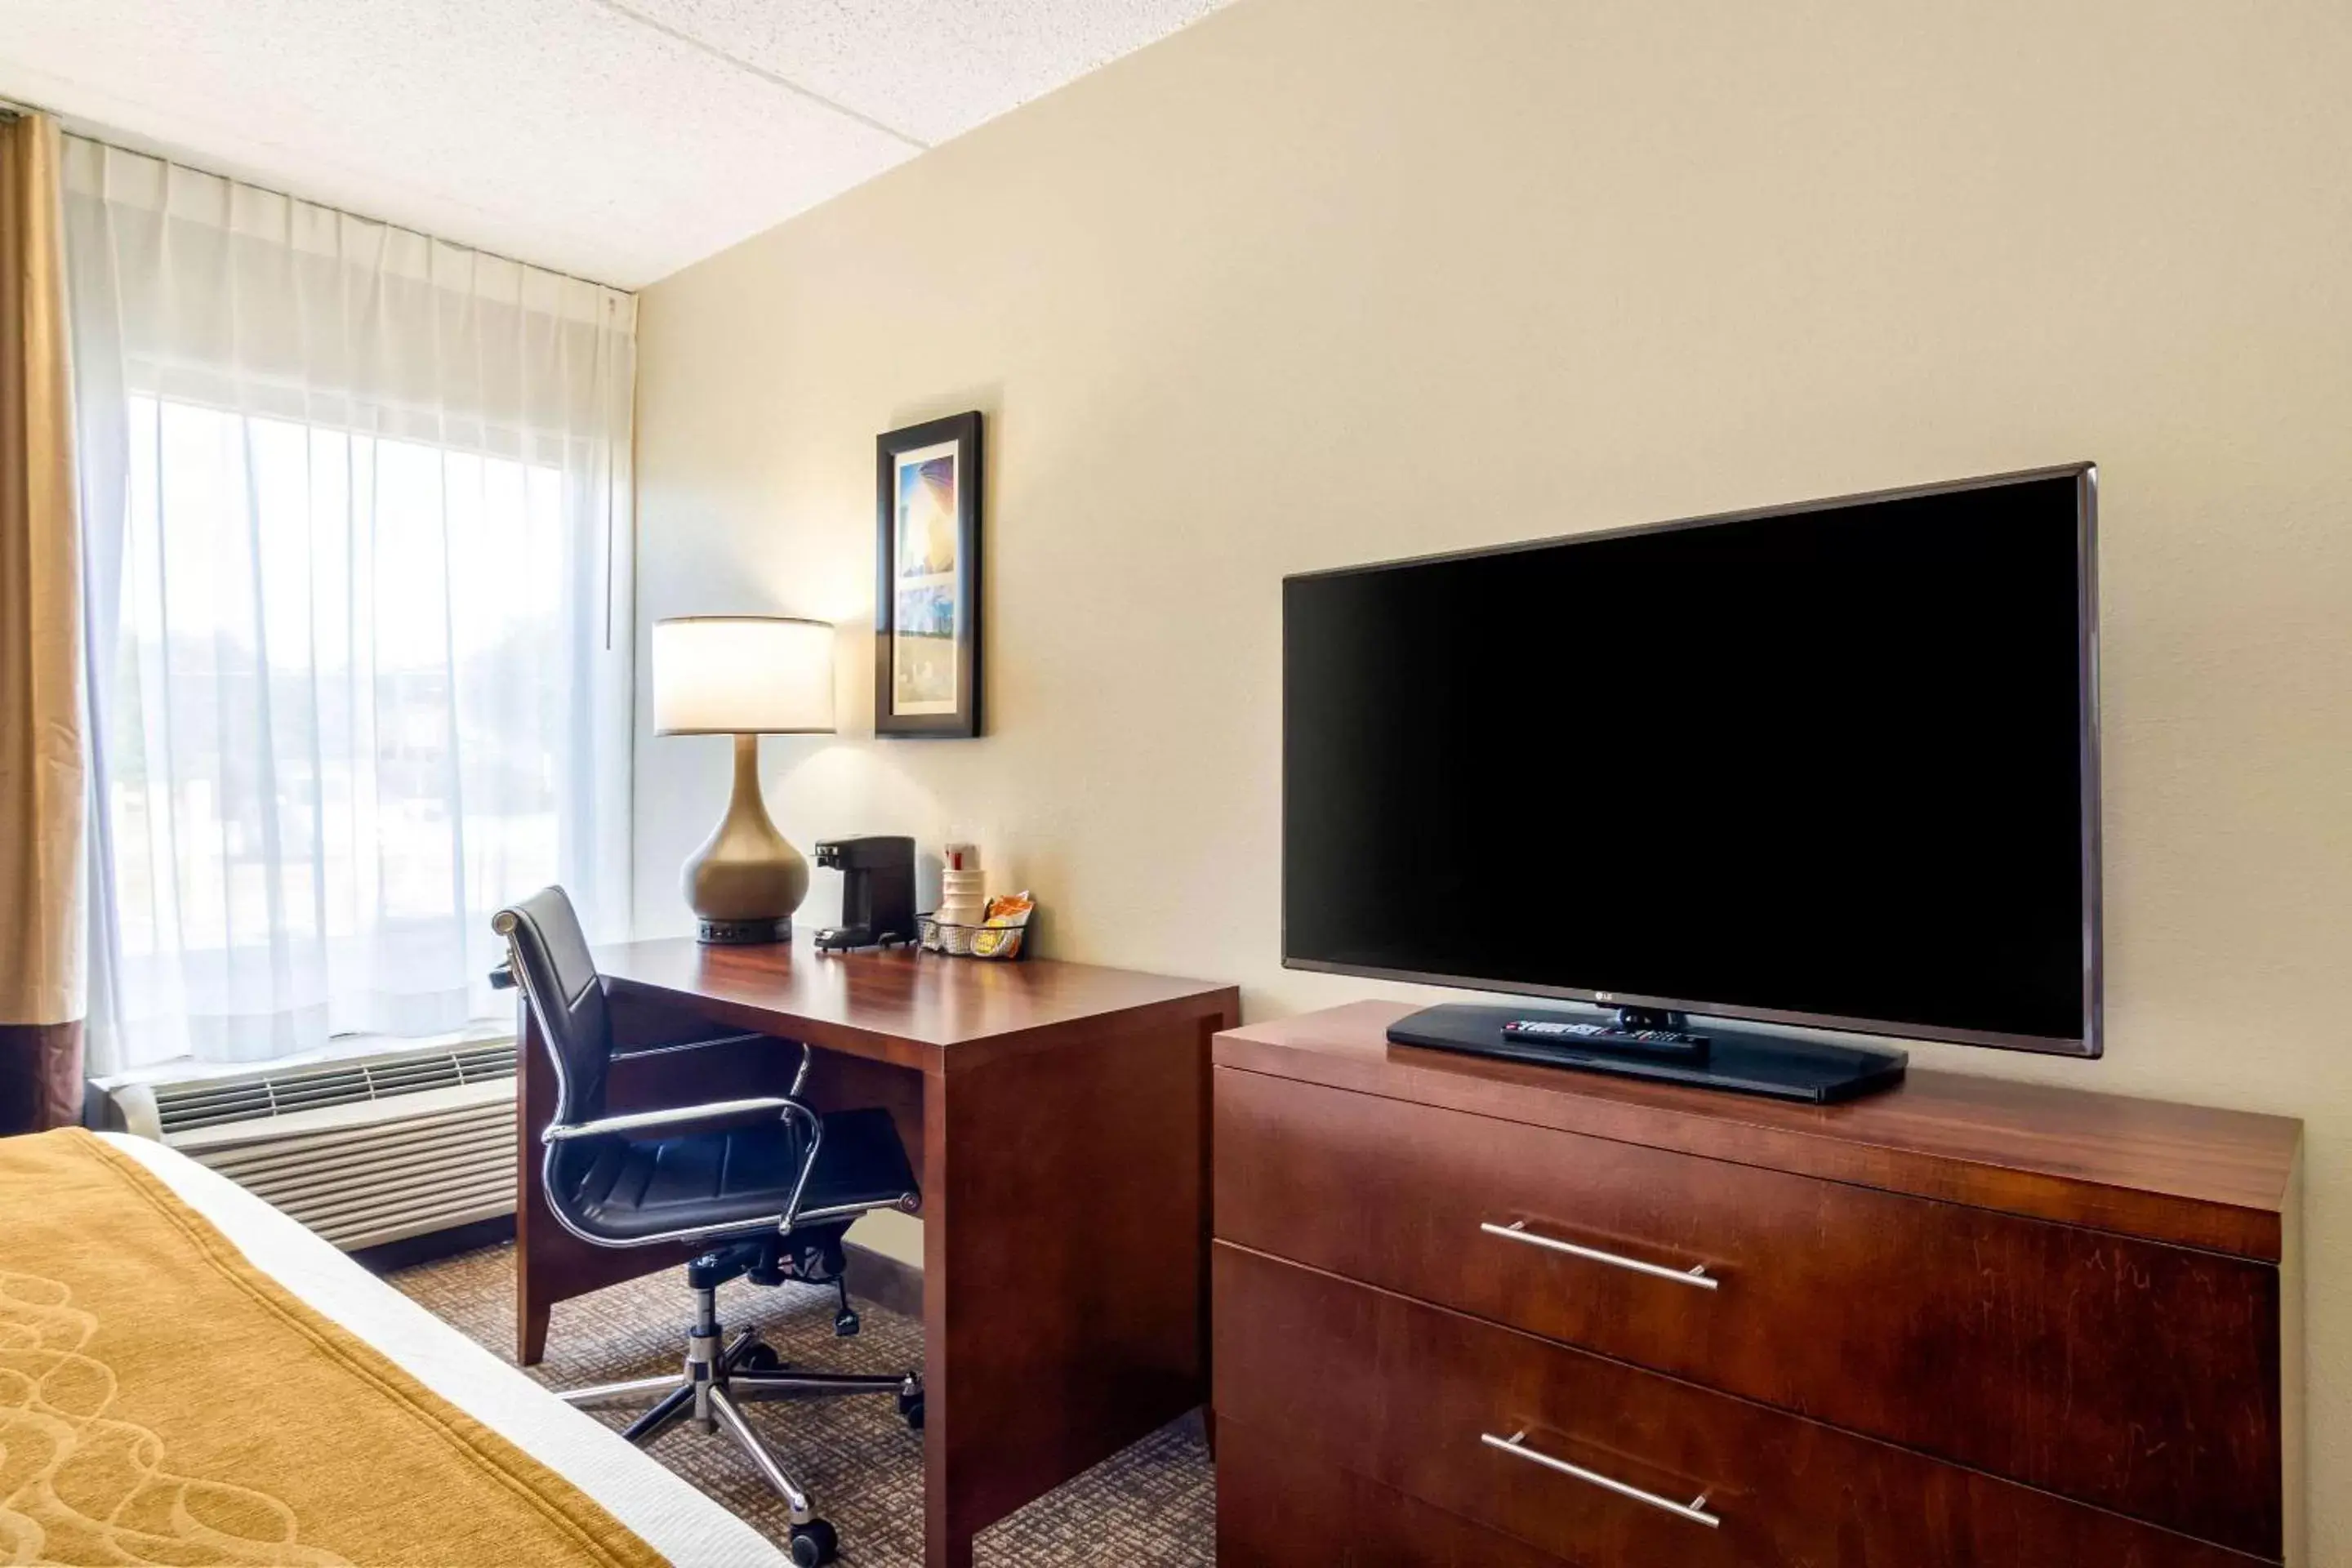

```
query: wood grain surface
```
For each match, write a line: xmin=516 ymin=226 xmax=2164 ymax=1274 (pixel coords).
xmin=1215 ymin=1001 xmax=2301 ymax=1258
xmin=1217 ymin=1065 xmax=2283 ymax=1556
xmin=1215 ymin=1244 xmax=2271 ymax=1568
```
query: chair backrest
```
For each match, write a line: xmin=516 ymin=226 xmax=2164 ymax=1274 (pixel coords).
xmin=492 ymin=886 xmax=613 ymax=1132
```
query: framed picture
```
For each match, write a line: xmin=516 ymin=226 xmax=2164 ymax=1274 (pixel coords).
xmin=875 ymin=412 xmax=982 ymax=737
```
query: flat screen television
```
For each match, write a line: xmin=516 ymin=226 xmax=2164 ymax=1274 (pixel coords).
xmin=1282 ymin=463 xmax=2100 ymax=1062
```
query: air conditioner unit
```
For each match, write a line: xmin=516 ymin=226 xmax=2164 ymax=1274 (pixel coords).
xmin=95 ymin=1040 xmax=519 ymax=1251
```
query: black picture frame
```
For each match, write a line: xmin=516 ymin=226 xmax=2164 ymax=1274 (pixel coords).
xmin=875 ymin=412 xmax=983 ymax=737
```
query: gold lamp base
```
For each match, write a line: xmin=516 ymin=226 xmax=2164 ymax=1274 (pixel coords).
xmin=682 ymin=733 xmax=808 ymax=946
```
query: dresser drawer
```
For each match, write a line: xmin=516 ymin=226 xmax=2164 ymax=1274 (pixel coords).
xmin=1214 ymin=1244 xmax=2270 ymax=1568
xmin=1214 ymin=1067 xmax=2283 ymax=1559
xmin=1219 ymin=1417 xmax=1567 ymax=1568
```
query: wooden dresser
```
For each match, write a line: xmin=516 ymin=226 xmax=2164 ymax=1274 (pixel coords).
xmin=1212 ymin=1002 xmax=2303 ymax=1567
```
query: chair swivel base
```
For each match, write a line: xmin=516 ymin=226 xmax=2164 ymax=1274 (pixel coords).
xmin=556 ymin=1256 xmax=921 ymax=1567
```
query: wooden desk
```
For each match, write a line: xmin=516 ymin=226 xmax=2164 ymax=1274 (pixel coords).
xmin=513 ymin=938 xmax=1240 ymax=1568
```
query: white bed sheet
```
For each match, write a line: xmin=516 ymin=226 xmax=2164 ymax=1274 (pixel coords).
xmin=100 ymin=1132 xmax=785 ymax=1568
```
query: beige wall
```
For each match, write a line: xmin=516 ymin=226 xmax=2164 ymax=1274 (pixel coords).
xmin=635 ymin=0 xmax=2352 ymax=1548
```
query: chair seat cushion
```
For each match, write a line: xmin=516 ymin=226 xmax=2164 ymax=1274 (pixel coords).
xmin=553 ymin=1107 xmax=915 ymax=1242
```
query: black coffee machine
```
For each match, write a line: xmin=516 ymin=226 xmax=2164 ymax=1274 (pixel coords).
xmin=812 ymin=836 xmax=918 ymax=951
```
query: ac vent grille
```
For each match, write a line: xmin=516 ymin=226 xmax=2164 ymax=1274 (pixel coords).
xmin=153 ymin=1042 xmax=518 ymax=1135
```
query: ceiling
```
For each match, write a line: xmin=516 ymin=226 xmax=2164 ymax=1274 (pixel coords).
xmin=0 ymin=0 xmax=1228 ymax=288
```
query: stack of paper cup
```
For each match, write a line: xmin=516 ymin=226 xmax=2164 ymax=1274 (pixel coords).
xmin=937 ymin=842 xmax=987 ymax=931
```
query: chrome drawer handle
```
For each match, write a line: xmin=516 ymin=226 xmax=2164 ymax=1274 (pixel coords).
xmin=1482 ymin=1428 xmax=1722 ymax=1529
xmin=1480 ymin=1219 xmax=1719 ymax=1290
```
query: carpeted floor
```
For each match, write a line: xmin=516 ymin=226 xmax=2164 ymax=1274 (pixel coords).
xmin=386 ymin=1245 xmax=1214 ymax=1566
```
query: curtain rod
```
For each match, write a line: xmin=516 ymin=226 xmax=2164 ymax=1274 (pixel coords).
xmin=5 ymin=100 xmax=633 ymax=296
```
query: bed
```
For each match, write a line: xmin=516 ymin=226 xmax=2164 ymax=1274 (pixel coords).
xmin=0 ymin=1128 xmax=785 ymax=1566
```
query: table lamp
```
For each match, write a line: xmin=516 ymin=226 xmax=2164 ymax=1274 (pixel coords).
xmin=653 ymin=615 xmax=835 ymax=943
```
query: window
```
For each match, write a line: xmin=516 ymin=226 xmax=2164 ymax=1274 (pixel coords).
xmin=67 ymin=137 xmax=634 ymax=1069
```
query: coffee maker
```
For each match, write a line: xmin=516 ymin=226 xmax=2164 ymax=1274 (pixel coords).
xmin=812 ymin=836 xmax=918 ymax=951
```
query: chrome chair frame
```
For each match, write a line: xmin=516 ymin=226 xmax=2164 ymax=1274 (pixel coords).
xmin=530 ymin=1041 xmax=920 ymax=1251
xmin=492 ymin=902 xmax=921 ymax=1562
xmin=553 ymin=1247 xmax=920 ymax=1530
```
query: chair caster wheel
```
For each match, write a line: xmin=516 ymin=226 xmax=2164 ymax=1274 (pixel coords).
xmin=789 ymin=1519 xmax=839 ymax=1566
xmin=833 ymin=1307 xmax=861 ymax=1338
xmin=898 ymin=1386 xmax=924 ymax=1432
xmin=737 ymin=1342 xmax=783 ymax=1373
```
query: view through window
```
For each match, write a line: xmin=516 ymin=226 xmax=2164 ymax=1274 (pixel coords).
xmin=100 ymin=394 xmax=579 ymax=1062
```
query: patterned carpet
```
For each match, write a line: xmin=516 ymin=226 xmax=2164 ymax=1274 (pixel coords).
xmin=386 ymin=1245 xmax=1214 ymax=1566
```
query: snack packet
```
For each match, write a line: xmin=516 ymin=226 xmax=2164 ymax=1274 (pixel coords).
xmin=971 ymin=891 xmax=1035 ymax=959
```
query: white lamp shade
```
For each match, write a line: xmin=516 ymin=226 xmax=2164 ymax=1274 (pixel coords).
xmin=653 ymin=617 xmax=835 ymax=734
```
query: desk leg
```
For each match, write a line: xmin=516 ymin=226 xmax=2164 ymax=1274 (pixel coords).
xmin=921 ymin=1011 xmax=1222 ymax=1568
xmin=516 ymin=1009 xmax=556 ymax=1366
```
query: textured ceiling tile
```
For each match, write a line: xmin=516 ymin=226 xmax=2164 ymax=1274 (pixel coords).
xmin=0 ymin=0 xmax=929 ymax=284
xmin=617 ymin=0 xmax=1231 ymax=146
xmin=0 ymin=0 xmax=1227 ymax=285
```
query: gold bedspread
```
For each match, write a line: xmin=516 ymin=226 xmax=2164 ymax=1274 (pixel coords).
xmin=0 ymin=1129 xmax=666 ymax=1567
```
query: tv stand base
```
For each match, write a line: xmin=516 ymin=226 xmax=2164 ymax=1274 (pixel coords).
xmin=1388 ymin=1003 xmax=1906 ymax=1103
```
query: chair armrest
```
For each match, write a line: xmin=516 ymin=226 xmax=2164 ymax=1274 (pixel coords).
xmin=542 ymin=1097 xmax=813 ymax=1144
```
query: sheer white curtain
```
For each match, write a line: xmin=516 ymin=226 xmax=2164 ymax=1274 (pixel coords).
xmin=62 ymin=138 xmax=634 ymax=1071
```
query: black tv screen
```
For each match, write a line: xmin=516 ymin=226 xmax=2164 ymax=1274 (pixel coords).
xmin=1283 ymin=466 xmax=2100 ymax=1056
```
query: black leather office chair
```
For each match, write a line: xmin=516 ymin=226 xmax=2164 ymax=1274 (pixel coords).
xmin=492 ymin=886 xmax=921 ymax=1567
